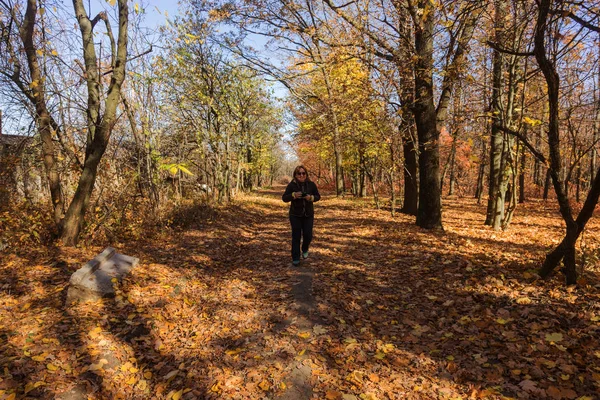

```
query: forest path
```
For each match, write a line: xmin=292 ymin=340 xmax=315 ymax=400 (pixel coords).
xmin=2 ymin=186 xmax=600 ymax=400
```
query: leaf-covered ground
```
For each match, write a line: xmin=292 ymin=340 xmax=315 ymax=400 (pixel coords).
xmin=1 ymin=187 xmax=600 ymax=400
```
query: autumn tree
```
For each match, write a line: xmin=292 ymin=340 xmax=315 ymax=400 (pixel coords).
xmin=0 ymin=0 xmax=130 ymax=245
xmin=485 ymin=0 xmax=536 ymax=230
xmin=158 ymin=9 xmax=283 ymax=201
xmin=322 ymin=0 xmax=484 ymax=229
xmin=58 ymin=0 xmax=130 ymax=245
xmin=290 ymin=53 xmax=394 ymax=199
xmin=196 ymin=0 xmax=354 ymax=195
xmin=531 ymin=0 xmax=600 ymax=284
xmin=0 ymin=0 xmax=65 ymax=225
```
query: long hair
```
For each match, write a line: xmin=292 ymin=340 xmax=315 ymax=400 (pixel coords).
xmin=292 ymin=165 xmax=310 ymax=183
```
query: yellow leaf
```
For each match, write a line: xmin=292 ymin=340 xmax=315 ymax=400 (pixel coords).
xmin=591 ymin=316 xmax=599 ymax=322
xmin=130 ymin=367 xmax=139 ymax=373
xmin=51 ymin=49 xmax=58 ymax=56
xmin=166 ymin=389 xmax=183 ymax=400
xmin=259 ymin=380 xmax=271 ymax=391
xmin=144 ymin=371 xmax=152 ymax=379
xmin=126 ymin=376 xmax=137 ymax=385
xmin=137 ymin=379 xmax=147 ymax=390
xmin=36 ymin=49 xmax=43 ymax=56
xmin=134 ymin=3 xmax=140 ymax=13
xmin=106 ymin=0 xmax=116 ymax=6
xmin=374 ymin=351 xmax=385 ymax=360
xmin=32 ymin=355 xmax=46 ymax=362
xmin=545 ymin=332 xmax=564 ymax=342
xmin=381 ymin=343 xmax=395 ymax=353
xmin=21 ymin=302 xmax=32 ymax=311
xmin=523 ymin=116 xmax=542 ymax=127
xmin=210 ymin=381 xmax=221 ymax=392
xmin=360 ymin=393 xmax=379 ymax=400
xmin=225 ymin=348 xmax=242 ymax=356
xmin=89 ymin=326 xmax=102 ymax=338
xmin=298 ymin=349 xmax=306 ymax=356
xmin=446 ymin=355 xmax=455 ymax=361
xmin=178 ymin=165 xmax=193 ymax=176
xmin=24 ymin=381 xmax=45 ymax=393
xmin=46 ymin=363 xmax=58 ymax=371
xmin=345 ymin=370 xmax=364 ymax=386
xmin=280 ymin=382 xmax=287 ymax=390
xmin=298 ymin=331 xmax=311 ymax=339
xmin=6 ymin=393 xmax=16 ymax=400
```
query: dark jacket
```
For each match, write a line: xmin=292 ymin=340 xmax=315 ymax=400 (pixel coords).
xmin=282 ymin=180 xmax=321 ymax=217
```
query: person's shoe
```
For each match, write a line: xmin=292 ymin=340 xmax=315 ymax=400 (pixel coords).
xmin=302 ymin=252 xmax=309 ymax=260
xmin=292 ymin=259 xmax=301 ymax=266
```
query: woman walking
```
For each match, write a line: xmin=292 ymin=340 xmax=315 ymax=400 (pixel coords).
xmin=282 ymin=166 xmax=321 ymax=266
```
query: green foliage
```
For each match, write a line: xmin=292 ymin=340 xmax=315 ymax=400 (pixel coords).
xmin=155 ymin=11 xmax=284 ymax=193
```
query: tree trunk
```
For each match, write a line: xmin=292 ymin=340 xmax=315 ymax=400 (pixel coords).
xmin=543 ymin=168 xmax=551 ymax=200
xmin=360 ymin=167 xmax=367 ymax=197
xmin=575 ymin=152 xmax=581 ymax=203
xmin=401 ymin=127 xmax=418 ymax=216
xmin=62 ymin=0 xmax=129 ymax=245
xmin=413 ymin=8 xmax=442 ymax=229
xmin=245 ymin=145 xmax=253 ymax=190
xmin=519 ymin=139 xmax=526 ymax=203
xmin=398 ymin=86 xmax=417 ymax=214
xmin=20 ymin=0 xmax=64 ymax=226
xmin=61 ymin=133 xmax=108 ymax=244
xmin=539 ymin=165 xmax=600 ymax=283
xmin=448 ymin=131 xmax=457 ymax=196
xmin=475 ymin=138 xmax=486 ymax=203
xmin=486 ymin=0 xmax=507 ymax=226
xmin=534 ymin=125 xmax=543 ymax=186
xmin=534 ymin=0 xmax=578 ymax=283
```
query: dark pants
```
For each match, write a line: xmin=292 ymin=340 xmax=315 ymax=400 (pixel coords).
xmin=289 ymin=215 xmax=314 ymax=261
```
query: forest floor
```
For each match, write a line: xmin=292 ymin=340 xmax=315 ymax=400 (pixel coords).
xmin=1 ymin=186 xmax=600 ymax=400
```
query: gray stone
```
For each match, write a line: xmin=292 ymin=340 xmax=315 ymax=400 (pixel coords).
xmin=66 ymin=247 xmax=139 ymax=304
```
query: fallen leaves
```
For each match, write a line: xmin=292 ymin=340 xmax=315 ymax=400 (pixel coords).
xmin=0 ymin=192 xmax=599 ymax=399
xmin=545 ymin=332 xmax=564 ymax=342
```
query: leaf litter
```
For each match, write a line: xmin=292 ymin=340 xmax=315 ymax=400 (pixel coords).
xmin=0 ymin=190 xmax=599 ymax=399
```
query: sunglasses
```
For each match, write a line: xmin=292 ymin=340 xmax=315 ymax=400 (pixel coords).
xmin=296 ymin=172 xmax=306 ymax=176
